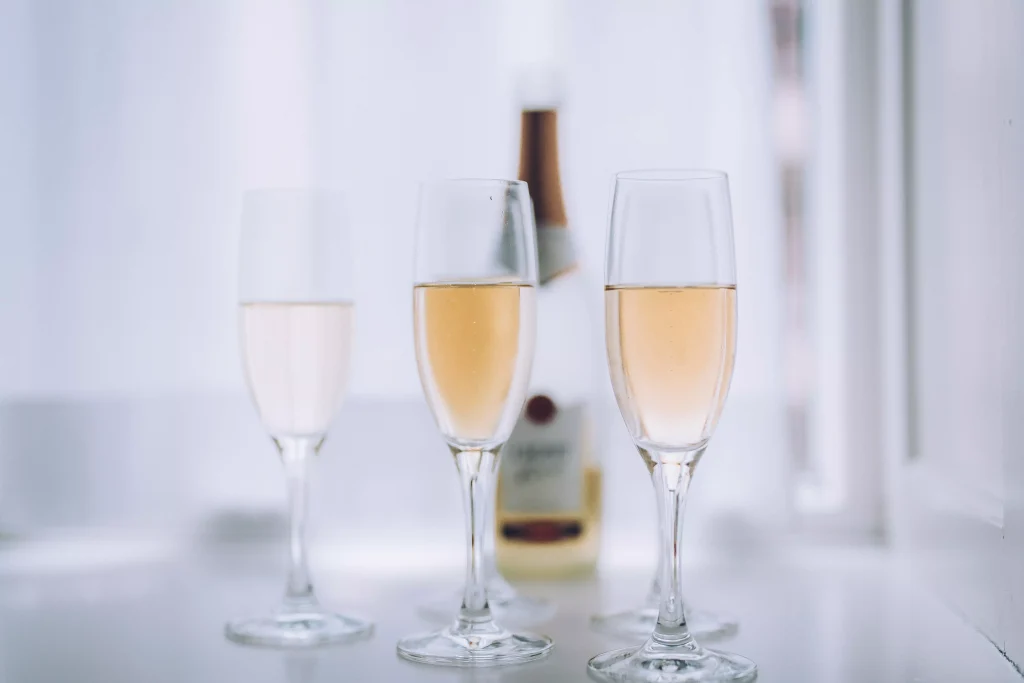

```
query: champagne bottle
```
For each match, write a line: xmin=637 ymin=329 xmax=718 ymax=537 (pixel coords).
xmin=495 ymin=95 xmax=602 ymax=579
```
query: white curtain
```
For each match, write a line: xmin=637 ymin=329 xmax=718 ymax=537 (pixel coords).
xmin=1 ymin=0 xmax=781 ymax=401
xmin=0 ymin=0 xmax=785 ymax=541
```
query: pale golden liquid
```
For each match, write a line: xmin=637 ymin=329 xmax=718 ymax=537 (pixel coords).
xmin=414 ymin=283 xmax=535 ymax=444
xmin=240 ymin=301 xmax=354 ymax=438
xmin=605 ymin=285 xmax=736 ymax=450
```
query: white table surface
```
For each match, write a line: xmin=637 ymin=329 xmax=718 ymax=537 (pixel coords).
xmin=0 ymin=541 xmax=1018 ymax=683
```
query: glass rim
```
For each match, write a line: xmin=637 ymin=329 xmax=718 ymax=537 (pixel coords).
xmin=419 ymin=178 xmax=528 ymax=189
xmin=615 ymin=168 xmax=729 ymax=182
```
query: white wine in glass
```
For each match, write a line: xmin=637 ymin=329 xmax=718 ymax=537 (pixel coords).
xmin=606 ymin=286 xmax=736 ymax=452
xmin=226 ymin=189 xmax=372 ymax=648
xmin=241 ymin=302 xmax=354 ymax=438
xmin=588 ymin=170 xmax=755 ymax=683
xmin=414 ymin=283 xmax=536 ymax=444
xmin=593 ymin=286 xmax=738 ymax=642
xmin=397 ymin=179 xmax=552 ymax=667
xmin=414 ymin=279 xmax=554 ymax=628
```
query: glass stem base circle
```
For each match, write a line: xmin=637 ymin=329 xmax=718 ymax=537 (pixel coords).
xmin=225 ymin=608 xmax=373 ymax=648
xmin=397 ymin=619 xmax=552 ymax=668
xmin=588 ymin=639 xmax=756 ymax=682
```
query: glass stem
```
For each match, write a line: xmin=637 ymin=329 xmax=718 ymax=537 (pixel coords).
xmin=279 ymin=436 xmax=319 ymax=609
xmin=650 ymin=451 xmax=701 ymax=647
xmin=454 ymin=449 xmax=499 ymax=628
xmin=645 ymin=474 xmax=665 ymax=607
xmin=480 ymin=471 xmax=519 ymax=605
xmin=483 ymin=481 xmax=500 ymax=584
xmin=645 ymin=555 xmax=663 ymax=608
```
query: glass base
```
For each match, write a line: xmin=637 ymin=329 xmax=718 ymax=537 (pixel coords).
xmin=419 ymin=577 xmax=555 ymax=627
xmin=588 ymin=641 xmax=757 ymax=682
xmin=591 ymin=604 xmax=738 ymax=642
xmin=397 ymin=622 xmax=552 ymax=668
xmin=225 ymin=608 xmax=373 ymax=648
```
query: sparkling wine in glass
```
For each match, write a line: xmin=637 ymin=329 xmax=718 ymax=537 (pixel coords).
xmin=240 ymin=301 xmax=354 ymax=437
xmin=226 ymin=189 xmax=372 ymax=648
xmin=397 ymin=179 xmax=553 ymax=667
xmin=588 ymin=170 xmax=755 ymax=682
xmin=593 ymin=278 xmax=739 ymax=642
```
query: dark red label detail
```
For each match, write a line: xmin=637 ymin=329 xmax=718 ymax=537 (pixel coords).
xmin=525 ymin=395 xmax=557 ymax=425
xmin=502 ymin=521 xmax=582 ymax=543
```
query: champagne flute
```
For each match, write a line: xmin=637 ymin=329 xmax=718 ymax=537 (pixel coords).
xmin=589 ymin=170 xmax=755 ymax=682
xmin=226 ymin=189 xmax=372 ymax=647
xmin=398 ymin=179 xmax=553 ymax=667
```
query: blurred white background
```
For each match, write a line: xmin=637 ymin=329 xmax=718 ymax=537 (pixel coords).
xmin=0 ymin=0 xmax=785 ymax=561
xmin=0 ymin=0 xmax=781 ymax=402
xmin=2 ymin=0 xmax=1024 ymax=666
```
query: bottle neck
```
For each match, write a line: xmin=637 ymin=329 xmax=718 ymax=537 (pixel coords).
xmin=518 ymin=109 xmax=567 ymax=229
xmin=518 ymin=108 xmax=575 ymax=284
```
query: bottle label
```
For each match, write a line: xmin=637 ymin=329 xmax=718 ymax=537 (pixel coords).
xmin=500 ymin=397 xmax=584 ymax=514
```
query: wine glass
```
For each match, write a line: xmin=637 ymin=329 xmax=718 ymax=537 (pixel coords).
xmin=589 ymin=170 xmax=755 ymax=682
xmin=226 ymin=188 xmax=373 ymax=647
xmin=590 ymin=501 xmax=738 ymax=642
xmin=398 ymin=179 xmax=553 ymax=667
